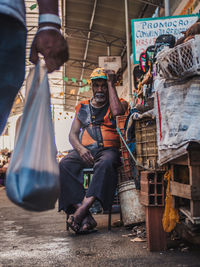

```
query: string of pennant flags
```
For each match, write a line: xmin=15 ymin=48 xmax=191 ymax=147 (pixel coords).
xmin=13 ymin=77 xmax=90 ymax=108
xmin=13 ymin=75 xmax=90 ymax=107
xmin=57 ymin=112 xmax=74 ymax=120
xmin=63 ymin=77 xmax=91 ymax=85
xmin=12 ymin=88 xmax=90 ymax=113
xmin=30 ymin=4 xmax=37 ymax=10
xmin=63 ymin=76 xmax=91 ymax=93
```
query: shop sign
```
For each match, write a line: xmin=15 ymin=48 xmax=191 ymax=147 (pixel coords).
xmin=98 ymin=56 xmax=121 ymax=73
xmin=131 ymin=14 xmax=199 ymax=64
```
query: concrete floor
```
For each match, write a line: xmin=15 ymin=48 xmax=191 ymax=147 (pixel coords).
xmin=0 ymin=187 xmax=200 ymax=267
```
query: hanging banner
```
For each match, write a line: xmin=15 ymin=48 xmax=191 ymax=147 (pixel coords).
xmin=131 ymin=14 xmax=199 ymax=64
xmin=98 ymin=56 xmax=121 ymax=73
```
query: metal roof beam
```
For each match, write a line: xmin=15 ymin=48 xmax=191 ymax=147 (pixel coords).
xmin=135 ymin=0 xmax=163 ymax=8
xmin=64 ymin=82 xmax=90 ymax=88
xmin=64 ymin=92 xmax=88 ymax=99
xmin=75 ymin=0 xmax=98 ymax=106
xmin=138 ymin=3 xmax=149 ymax=18
xmin=67 ymin=35 xmax=124 ymax=48
xmin=64 ymin=83 xmax=82 ymax=88
xmin=68 ymin=65 xmax=94 ymax=71
xmin=65 ymin=27 xmax=126 ymax=48
xmin=68 ymin=58 xmax=97 ymax=70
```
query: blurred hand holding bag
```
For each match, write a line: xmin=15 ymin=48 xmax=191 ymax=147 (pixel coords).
xmin=6 ymin=61 xmax=60 ymax=211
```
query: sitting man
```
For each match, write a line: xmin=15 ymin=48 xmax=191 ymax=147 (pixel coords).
xmin=59 ymin=67 xmax=128 ymax=234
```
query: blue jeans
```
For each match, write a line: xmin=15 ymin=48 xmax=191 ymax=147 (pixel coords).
xmin=0 ymin=14 xmax=26 ymax=134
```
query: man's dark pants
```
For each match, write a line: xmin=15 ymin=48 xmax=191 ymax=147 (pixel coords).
xmin=58 ymin=147 xmax=121 ymax=214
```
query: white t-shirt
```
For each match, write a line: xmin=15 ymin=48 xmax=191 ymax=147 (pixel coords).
xmin=0 ymin=0 xmax=26 ymax=26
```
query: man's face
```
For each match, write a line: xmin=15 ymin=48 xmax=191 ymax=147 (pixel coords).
xmin=92 ymin=79 xmax=108 ymax=104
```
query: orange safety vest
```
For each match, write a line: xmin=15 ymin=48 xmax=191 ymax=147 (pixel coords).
xmin=75 ymin=99 xmax=127 ymax=149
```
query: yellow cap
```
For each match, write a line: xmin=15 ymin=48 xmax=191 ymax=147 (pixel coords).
xmin=90 ymin=67 xmax=107 ymax=80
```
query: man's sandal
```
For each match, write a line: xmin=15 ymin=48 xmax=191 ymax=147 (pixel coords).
xmin=77 ymin=228 xmax=98 ymax=235
xmin=67 ymin=215 xmax=81 ymax=233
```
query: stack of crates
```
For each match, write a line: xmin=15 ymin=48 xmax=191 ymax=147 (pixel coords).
xmin=135 ymin=118 xmax=158 ymax=170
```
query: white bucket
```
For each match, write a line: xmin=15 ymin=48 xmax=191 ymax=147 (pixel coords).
xmin=118 ymin=180 xmax=145 ymax=226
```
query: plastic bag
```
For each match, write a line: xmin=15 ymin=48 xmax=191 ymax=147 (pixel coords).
xmin=6 ymin=62 xmax=60 ymax=211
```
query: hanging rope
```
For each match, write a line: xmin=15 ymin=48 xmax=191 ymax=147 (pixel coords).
xmin=116 ymin=127 xmax=152 ymax=171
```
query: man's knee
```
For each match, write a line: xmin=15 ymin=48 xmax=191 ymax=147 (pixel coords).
xmin=95 ymin=157 xmax=116 ymax=170
xmin=59 ymin=157 xmax=69 ymax=171
xmin=98 ymin=150 xmax=120 ymax=166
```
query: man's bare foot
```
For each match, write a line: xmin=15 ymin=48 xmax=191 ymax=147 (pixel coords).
xmin=69 ymin=196 xmax=96 ymax=233
xmin=68 ymin=205 xmax=89 ymax=233
xmin=79 ymin=213 xmax=97 ymax=232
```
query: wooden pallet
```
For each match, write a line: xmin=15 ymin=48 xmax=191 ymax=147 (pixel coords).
xmin=170 ymin=142 xmax=200 ymax=224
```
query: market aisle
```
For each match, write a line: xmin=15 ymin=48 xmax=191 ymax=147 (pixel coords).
xmin=0 ymin=187 xmax=200 ymax=267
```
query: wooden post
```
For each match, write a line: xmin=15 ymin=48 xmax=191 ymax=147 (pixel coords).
xmin=170 ymin=143 xmax=200 ymax=222
xmin=188 ymin=165 xmax=200 ymax=217
xmin=145 ymin=206 xmax=167 ymax=251
xmin=188 ymin=145 xmax=200 ymax=218
xmin=140 ymin=171 xmax=167 ymax=251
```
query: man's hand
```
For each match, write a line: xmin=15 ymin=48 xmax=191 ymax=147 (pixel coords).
xmin=30 ymin=29 xmax=69 ymax=73
xmin=78 ymin=147 xmax=94 ymax=166
xmin=105 ymin=69 xmax=117 ymax=85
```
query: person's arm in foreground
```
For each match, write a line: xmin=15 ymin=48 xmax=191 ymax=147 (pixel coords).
xmin=30 ymin=0 xmax=69 ymax=73
xmin=69 ymin=116 xmax=94 ymax=165
xmin=106 ymin=70 xmax=128 ymax=117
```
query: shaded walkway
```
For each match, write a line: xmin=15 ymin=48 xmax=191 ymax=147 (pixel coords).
xmin=0 ymin=187 xmax=200 ymax=267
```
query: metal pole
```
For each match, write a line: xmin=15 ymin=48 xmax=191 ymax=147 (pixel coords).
xmin=62 ymin=0 xmax=67 ymax=110
xmin=165 ymin=0 xmax=170 ymax=16
xmin=125 ymin=0 xmax=133 ymax=103
xmin=107 ymin=45 xmax=111 ymax=56
xmin=75 ymin=0 xmax=98 ymax=106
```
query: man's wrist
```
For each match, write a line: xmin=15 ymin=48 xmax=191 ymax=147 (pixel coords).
xmin=107 ymin=80 xmax=116 ymax=87
xmin=76 ymin=146 xmax=83 ymax=153
xmin=39 ymin=13 xmax=61 ymax=27
xmin=38 ymin=22 xmax=61 ymax=30
xmin=37 ymin=26 xmax=61 ymax=34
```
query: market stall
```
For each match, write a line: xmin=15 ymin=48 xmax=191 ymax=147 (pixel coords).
xmin=154 ymin=31 xmax=200 ymax=225
xmin=130 ymin=17 xmax=200 ymax=250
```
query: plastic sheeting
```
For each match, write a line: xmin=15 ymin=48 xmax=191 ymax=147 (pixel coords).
xmin=154 ymin=76 xmax=200 ymax=165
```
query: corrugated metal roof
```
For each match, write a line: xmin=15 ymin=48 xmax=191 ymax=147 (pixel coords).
xmin=12 ymin=0 xmax=159 ymax=115
xmin=63 ymin=0 xmax=158 ymax=111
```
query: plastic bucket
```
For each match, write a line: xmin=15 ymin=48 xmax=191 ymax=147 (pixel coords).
xmin=118 ymin=180 xmax=145 ymax=226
